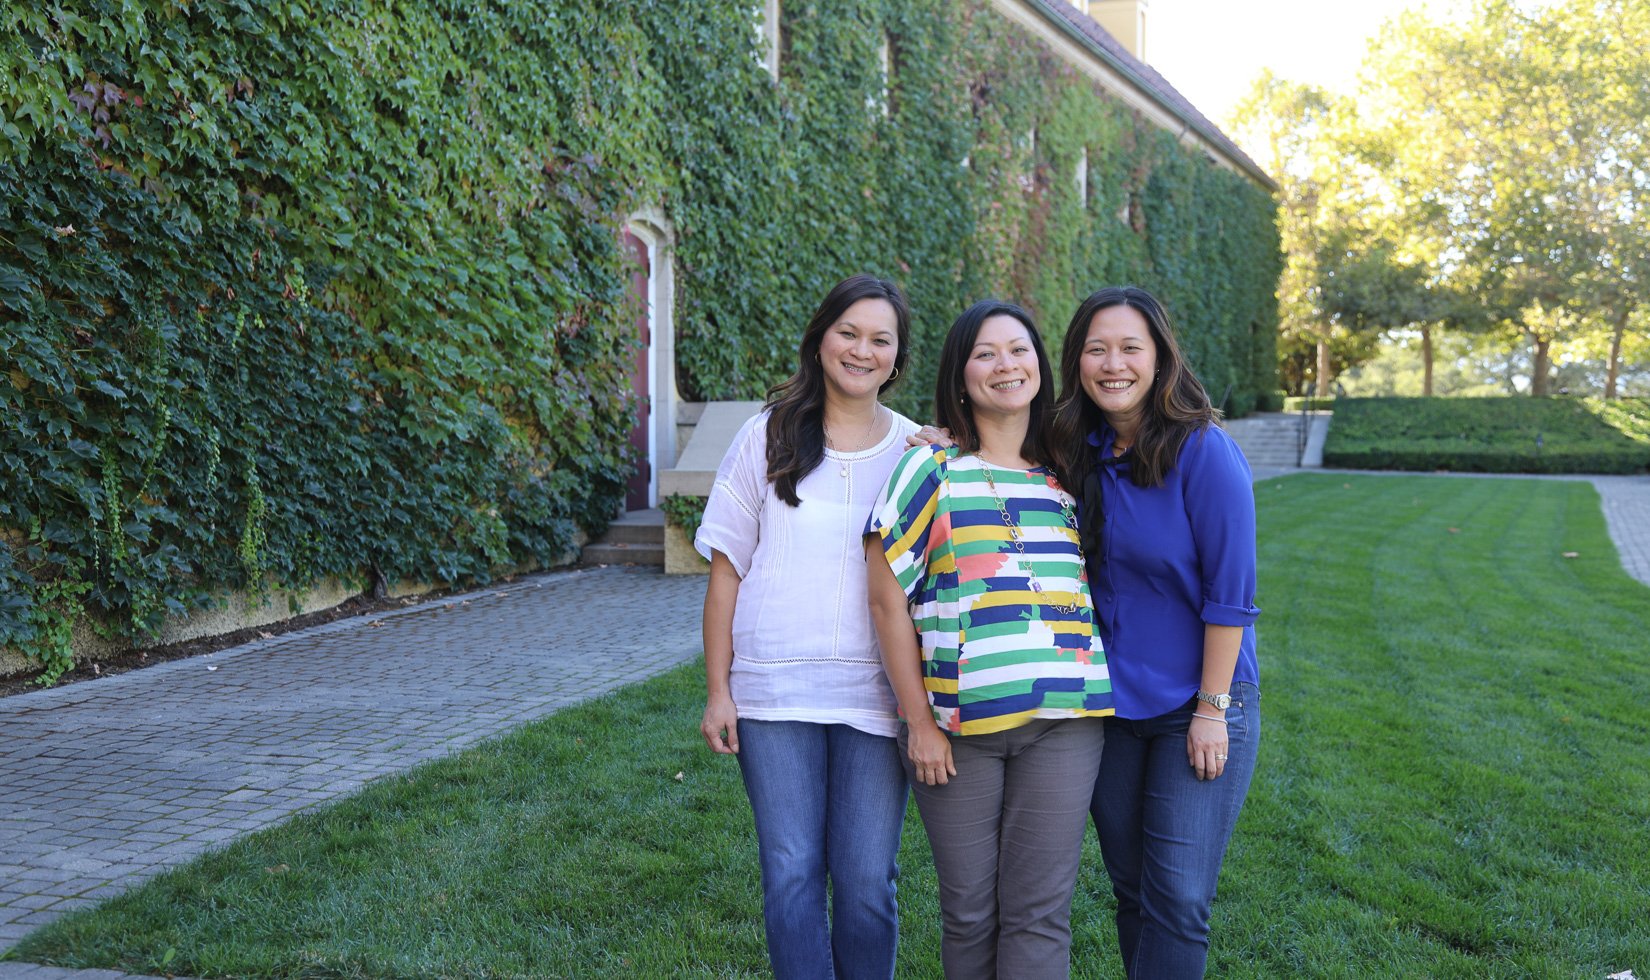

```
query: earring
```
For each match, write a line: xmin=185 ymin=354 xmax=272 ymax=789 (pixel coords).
xmin=891 ymin=366 xmax=901 ymax=381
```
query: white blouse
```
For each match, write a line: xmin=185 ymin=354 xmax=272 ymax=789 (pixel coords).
xmin=696 ymin=408 xmax=919 ymax=737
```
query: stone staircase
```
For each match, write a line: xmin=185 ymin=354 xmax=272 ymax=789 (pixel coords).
xmin=1224 ymin=412 xmax=1323 ymax=469
xmin=579 ymin=507 xmax=665 ymax=567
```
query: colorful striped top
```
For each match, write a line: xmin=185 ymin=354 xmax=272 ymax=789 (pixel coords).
xmin=867 ymin=445 xmax=1114 ymax=735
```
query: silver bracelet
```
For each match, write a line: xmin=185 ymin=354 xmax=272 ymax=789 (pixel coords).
xmin=1191 ymin=713 xmax=1227 ymax=724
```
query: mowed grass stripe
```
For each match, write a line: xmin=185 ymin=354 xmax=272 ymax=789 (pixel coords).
xmin=7 ymin=475 xmax=1648 ymax=979
xmin=1234 ymin=474 xmax=1649 ymax=978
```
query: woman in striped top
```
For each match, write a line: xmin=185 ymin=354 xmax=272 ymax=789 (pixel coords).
xmin=865 ymin=300 xmax=1114 ymax=980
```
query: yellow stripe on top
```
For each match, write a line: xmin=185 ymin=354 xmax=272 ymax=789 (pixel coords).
xmin=885 ymin=489 xmax=938 ymax=560
xmin=957 ymin=706 xmax=1048 ymax=735
xmin=969 ymin=590 xmax=1082 ymax=610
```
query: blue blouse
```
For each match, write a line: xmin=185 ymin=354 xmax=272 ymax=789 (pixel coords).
xmin=1085 ymin=423 xmax=1261 ymax=720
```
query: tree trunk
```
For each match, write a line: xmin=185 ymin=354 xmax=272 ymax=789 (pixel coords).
xmin=1316 ymin=337 xmax=1331 ymax=397
xmin=1421 ymin=325 xmax=1434 ymax=397
xmin=1530 ymin=334 xmax=1552 ymax=397
xmin=1605 ymin=308 xmax=1628 ymax=400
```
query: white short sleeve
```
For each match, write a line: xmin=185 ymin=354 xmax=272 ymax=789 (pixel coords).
xmin=694 ymin=413 xmax=769 ymax=577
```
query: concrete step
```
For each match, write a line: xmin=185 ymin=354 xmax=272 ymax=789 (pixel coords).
xmin=580 ymin=542 xmax=666 ymax=567
xmin=1222 ymin=412 xmax=1332 ymax=469
xmin=579 ymin=508 xmax=665 ymax=566
xmin=598 ymin=508 xmax=665 ymax=546
xmin=1225 ymin=417 xmax=1307 ymax=468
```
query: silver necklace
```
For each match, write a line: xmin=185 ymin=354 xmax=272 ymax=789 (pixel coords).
xmin=823 ymin=407 xmax=881 ymax=477
xmin=976 ymin=453 xmax=1082 ymax=614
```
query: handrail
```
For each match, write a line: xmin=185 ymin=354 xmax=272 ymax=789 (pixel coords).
xmin=1296 ymin=383 xmax=1313 ymax=467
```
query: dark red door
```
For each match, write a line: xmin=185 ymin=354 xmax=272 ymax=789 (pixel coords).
xmin=623 ymin=231 xmax=651 ymax=511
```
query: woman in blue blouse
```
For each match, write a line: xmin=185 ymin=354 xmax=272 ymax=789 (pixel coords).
xmin=1049 ymin=286 xmax=1261 ymax=979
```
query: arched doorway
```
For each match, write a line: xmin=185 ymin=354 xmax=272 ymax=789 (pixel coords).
xmin=622 ymin=209 xmax=677 ymax=512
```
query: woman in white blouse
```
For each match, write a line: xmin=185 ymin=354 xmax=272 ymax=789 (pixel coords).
xmin=697 ymin=274 xmax=920 ymax=980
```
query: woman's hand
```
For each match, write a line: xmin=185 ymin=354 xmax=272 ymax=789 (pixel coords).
xmin=906 ymin=721 xmax=956 ymax=786
xmin=1187 ymin=712 xmax=1228 ymax=781
xmin=701 ymin=694 xmax=740 ymax=754
xmin=906 ymin=425 xmax=956 ymax=449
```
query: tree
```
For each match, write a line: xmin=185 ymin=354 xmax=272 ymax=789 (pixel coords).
xmin=1230 ymin=74 xmax=1386 ymax=396
xmin=1357 ymin=0 xmax=1650 ymax=396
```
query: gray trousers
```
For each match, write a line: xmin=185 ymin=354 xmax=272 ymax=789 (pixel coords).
xmin=900 ymin=717 xmax=1106 ymax=980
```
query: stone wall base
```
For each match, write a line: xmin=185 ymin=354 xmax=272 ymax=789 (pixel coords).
xmin=0 ymin=539 xmax=583 ymax=679
xmin=665 ymin=522 xmax=709 ymax=576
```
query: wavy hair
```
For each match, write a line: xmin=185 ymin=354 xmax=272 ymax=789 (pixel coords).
xmin=765 ymin=274 xmax=911 ymax=506
xmin=1050 ymin=285 xmax=1218 ymax=490
xmin=933 ymin=300 xmax=1056 ymax=467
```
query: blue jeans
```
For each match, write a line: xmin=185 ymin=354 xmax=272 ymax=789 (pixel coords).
xmin=737 ymin=719 xmax=909 ymax=980
xmin=1090 ymin=682 xmax=1260 ymax=979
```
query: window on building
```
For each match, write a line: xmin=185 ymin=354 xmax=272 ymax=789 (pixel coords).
xmin=755 ymin=0 xmax=781 ymax=81
xmin=1018 ymin=127 xmax=1037 ymax=193
xmin=868 ymin=32 xmax=892 ymax=117
xmin=877 ymin=33 xmax=892 ymax=117
xmin=1077 ymin=146 xmax=1089 ymax=206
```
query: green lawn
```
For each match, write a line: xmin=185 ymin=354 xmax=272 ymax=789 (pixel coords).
xmin=8 ymin=475 xmax=1649 ymax=978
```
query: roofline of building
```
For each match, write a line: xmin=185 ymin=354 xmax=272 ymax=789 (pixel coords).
xmin=1004 ymin=0 xmax=1278 ymax=193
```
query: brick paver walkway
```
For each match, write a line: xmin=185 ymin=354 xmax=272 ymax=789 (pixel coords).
xmin=0 ymin=565 xmax=705 ymax=971
xmin=1593 ymin=475 xmax=1650 ymax=586
xmin=2 ymin=472 xmax=1646 ymax=979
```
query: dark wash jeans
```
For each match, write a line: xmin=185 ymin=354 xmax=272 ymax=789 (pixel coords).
xmin=1090 ymin=682 xmax=1260 ymax=979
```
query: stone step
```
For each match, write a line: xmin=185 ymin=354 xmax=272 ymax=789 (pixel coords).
xmin=580 ymin=542 xmax=666 ymax=567
xmin=1225 ymin=416 xmax=1312 ymax=469
xmin=598 ymin=508 xmax=666 ymax=546
xmin=579 ymin=508 xmax=665 ymax=566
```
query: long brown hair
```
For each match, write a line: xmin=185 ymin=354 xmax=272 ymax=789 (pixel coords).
xmin=765 ymin=275 xmax=912 ymax=506
xmin=1050 ymin=286 xmax=1218 ymax=490
xmin=933 ymin=300 xmax=1057 ymax=467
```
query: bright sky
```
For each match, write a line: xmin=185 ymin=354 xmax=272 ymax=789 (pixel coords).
xmin=1145 ymin=0 xmax=1440 ymax=134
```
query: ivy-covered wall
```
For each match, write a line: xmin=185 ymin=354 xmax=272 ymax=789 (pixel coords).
xmin=1 ymin=0 xmax=1280 ymax=678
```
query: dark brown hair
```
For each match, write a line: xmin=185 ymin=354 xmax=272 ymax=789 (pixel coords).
xmin=1050 ymin=285 xmax=1219 ymax=489
xmin=933 ymin=300 xmax=1056 ymax=467
xmin=765 ymin=274 xmax=911 ymax=506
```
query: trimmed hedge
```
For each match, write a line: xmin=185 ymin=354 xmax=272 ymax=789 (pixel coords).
xmin=1323 ymin=397 xmax=1650 ymax=474
xmin=1 ymin=0 xmax=1279 ymax=677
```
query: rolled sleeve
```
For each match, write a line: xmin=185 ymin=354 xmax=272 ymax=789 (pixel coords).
xmin=1183 ymin=428 xmax=1261 ymax=627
